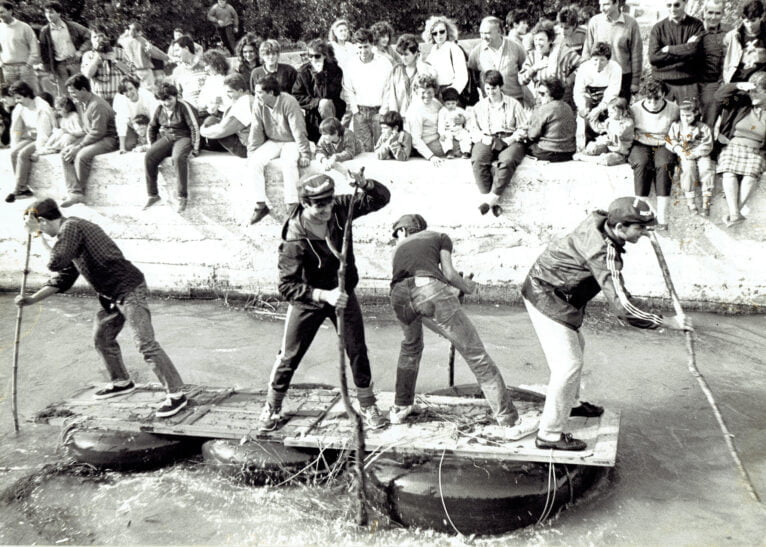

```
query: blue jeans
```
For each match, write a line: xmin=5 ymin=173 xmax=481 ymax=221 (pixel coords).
xmin=353 ymin=106 xmax=381 ymax=152
xmin=62 ymin=136 xmax=118 ymax=196
xmin=390 ymin=278 xmax=516 ymax=422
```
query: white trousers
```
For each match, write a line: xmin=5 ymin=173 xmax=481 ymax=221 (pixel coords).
xmin=248 ymin=140 xmax=301 ymax=204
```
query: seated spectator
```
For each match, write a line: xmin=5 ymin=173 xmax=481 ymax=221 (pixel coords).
xmin=665 ymin=98 xmax=714 ymax=215
xmin=130 ymin=113 xmax=149 ymax=152
xmin=36 ymin=95 xmax=84 ymax=156
xmin=437 ymin=87 xmax=471 ymax=158
xmin=382 ymin=34 xmax=436 ymax=119
xmin=714 ymin=73 xmax=766 ymax=226
xmin=469 ymin=16 xmax=527 ymax=104
xmin=422 ymin=15 xmax=468 ymax=97
xmin=375 ymin=110 xmax=412 ymax=161
xmin=170 ymin=36 xmax=207 ymax=107
xmin=343 ymin=29 xmax=392 ymax=152
xmin=118 ymin=21 xmax=168 ymax=88
xmin=143 ymin=81 xmax=200 ymax=213
xmin=59 ymin=74 xmax=119 ymax=207
xmin=405 ymin=74 xmax=445 ymax=165
xmin=166 ymin=28 xmax=203 ymax=68
xmin=506 ymin=9 xmax=532 ymax=51
xmin=250 ymin=39 xmax=298 ymax=94
xmin=573 ymin=97 xmax=633 ymax=166
xmin=557 ymin=6 xmax=587 ymax=55
xmin=315 ymin=117 xmax=362 ymax=178
xmin=0 ymin=84 xmax=13 ymax=148
xmin=292 ymin=38 xmax=345 ymax=143
xmin=573 ymin=42 xmax=622 ymax=146
xmin=371 ymin=21 xmax=401 ymax=65
xmin=247 ymin=74 xmax=311 ymax=224
xmin=527 ymin=76 xmax=577 ymax=162
xmin=113 ymin=76 xmax=158 ymax=153
xmin=722 ymin=0 xmax=766 ymax=84
xmin=519 ymin=21 xmax=581 ymax=106
xmin=199 ymin=73 xmax=252 ymax=158
xmin=4 ymin=81 xmax=56 ymax=203
xmin=468 ymin=69 xmax=528 ymax=217
xmin=81 ymin=24 xmax=136 ymax=102
xmin=197 ymin=49 xmax=231 ymax=121
xmin=235 ymin=33 xmax=261 ymax=87
xmin=628 ymin=78 xmax=679 ymax=230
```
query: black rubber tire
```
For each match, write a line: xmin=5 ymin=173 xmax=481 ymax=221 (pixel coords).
xmin=64 ymin=428 xmax=200 ymax=471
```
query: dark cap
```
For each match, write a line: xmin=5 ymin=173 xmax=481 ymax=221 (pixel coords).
xmin=607 ymin=197 xmax=657 ymax=226
xmin=298 ymin=173 xmax=335 ymax=201
xmin=392 ymin=214 xmax=427 ymax=237
xmin=26 ymin=198 xmax=61 ymax=220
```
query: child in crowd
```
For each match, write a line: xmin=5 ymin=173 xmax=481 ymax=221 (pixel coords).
xmin=35 ymin=96 xmax=84 ymax=156
xmin=437 ymin=87 xmax=472 ymax=158
xmin=375 ymin=111 xmax=412 ymax=161
xmin=665 ymin=98 xmax=715 ymax=216
xmin=315 ymin=117 xmax=362 ymax=177
xmin=573 ymin=97 xmax=633 ymax=166
xmin=131 ymin=113 xmax=150 ymax=153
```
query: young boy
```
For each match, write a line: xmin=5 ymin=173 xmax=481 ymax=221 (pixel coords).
xmin=374 ymin=111 xmax=412 ymax=161
xmin=131 ymin=113 xmax=150 ymax=153
xmin=315 ymin=117 xmax=362 ymax=177
xmin=437 ymin=87 xmax=472 ymax=159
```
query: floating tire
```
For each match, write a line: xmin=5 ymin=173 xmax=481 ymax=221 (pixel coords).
xmin=64 ymin=428 xmax=200 ymax=471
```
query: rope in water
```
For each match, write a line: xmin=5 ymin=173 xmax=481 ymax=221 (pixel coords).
xmin=438 ymin=446 xmax=463 ymax=536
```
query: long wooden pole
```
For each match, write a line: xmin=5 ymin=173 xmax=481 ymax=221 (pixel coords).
xmin=649 ymin=232 xmax=762 ymax=505
xmin=11 ymin=234 xmax=33 ymax=433
xmin=447 ymin=273 xmax=473 ymax=387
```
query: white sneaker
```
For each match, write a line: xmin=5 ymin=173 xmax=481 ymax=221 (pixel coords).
xmin=504 ymin=414 xmax=540 ymax=441
xmin=389 ymin=404 xmax=414 ymax=424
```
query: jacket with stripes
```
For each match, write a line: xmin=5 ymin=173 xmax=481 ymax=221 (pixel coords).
xmin=521 ymin=211 xmax=663 ymax=330
xmin=147 ymin=99 xmax=200 ymax=152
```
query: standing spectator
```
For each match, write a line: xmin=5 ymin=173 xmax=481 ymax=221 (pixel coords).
xmin=438 ymin=87 xmax=472 ymax=158
xmin=468 ymin=16 xmax=526 ymax=103
xmin=235 ymin=33 xmax=260 ymax=87
xmin=250 ymin=40 xmax=298 ymax=94
xmin=207 ymin=0 xmax=238 ymax=55
xmin=583 ymin=0 xmax=643 ymax=101
xmin=422 ymin=16 xmax=468 ymax=97
xmin=697 ymin=0 xmax=728 ymax=128
xmin=382 ymin=34 xmax=435 ymax=119
xmin=38 ymin=1 xmax=90 ymax=95
xmin=292 ymin=38 xmax=345 ymax=143
xmin=0 ymin=1 xmax=41 ymax=93
xmin=405 ymin=74 xmax=444 ymax=164
xmin=328 ymin=18 xmax=356 ymax=73
xmin=4 ymin=81 xmax=55 ymax=203
xmin=169 ymin=36 xmax=207 ymax=107
xmin=519 ymin=21 xmax=581 ymax=106
xmin=247 ymin=74 xmax=311 ymax=224
xmin=117 ymin=22 xmax=168 ymax=89
xmin=166 ymin=28 xmax=203 ymax=68
xmin=573 ymin=42 xmax=622 ymax=146
xmin=0 ymin=83 xmax=13 ymax=147
xmin=648 ymin=0 xmax=704 ymax=103
xmin=526 ymin=77 xmax=577 ymax=162
xmin=200 ymin=73 xmax=252 ymax=158
xmin=113 ymin=76 xmax=158 ymax=153
xmin=506 ymin=9 xmax=532 ymax=52
xmin=371 ymin=21 xmax=401 ymax=65
xmin=375 ymin=110 xmax=412 ymax=160
xmin=197 ymin=48 xmax=230 ymax=120
xmin=468 ymin=70 xmax=528 ymax=217
xmin=557 ymin=6 xmax=587 ymax=55
xmin=721 ymin=0 xmax=766 ymax=84
xmin=628 ymin=78 xmax=679 ymax=229
xmin=81 ymin=24 xmax=135 ymax=102
xmin=343 ymin=29 xmax=392 ymax=152
xmin=144 ymin=82 xmax=200 ymax=212
xmin=59 ymin=74 xmax=118 ymax=207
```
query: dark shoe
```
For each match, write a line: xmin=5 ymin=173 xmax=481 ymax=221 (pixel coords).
xmin=491 ymin=204 xmax=503 ymax=217
xmin=94 ymin=380 xmax=136 ymax=400
xmin=478 ymin=203 xmax=490 ymax=215
xmin=4 ymin=193 xmax=15 ymax=203
xmin=60 ymin=194 xmax=85 ymax=208
xmin=5 ymin=189 xmax=34 ymax=203
xmin=570 ymin=401 xmax=604 ymax=417
xmin=360 ymin=404 xmax=388 ymax=430
xmin=535 ymin=433 xmax=587 ymax=451
xmin=250 ymin=204 xmax=270 ymax=225
xmin=655 ymin=223 xmax=669 ymax=232
xmin=446 ymin=151 xmax=455 ymax=159
xmin=461 ymin=152 xmax=471 ymax=159
xmin=257 ymin=402 xmax=282 ymax=432
xmin=156 ymin=394 xmax=188 ymax=418
xmin=143 ymin=195 xmax=161 ymax=209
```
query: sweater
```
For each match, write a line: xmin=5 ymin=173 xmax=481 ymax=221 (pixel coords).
xmin=527 ymin=100 xmax=577 ymax=153
xmin=78 ymin=93 xmax=118 ymax=147
xmin=648 ymin=16 xmax=704 ymax=84
xmin=405 ymin=99 xmax=442 ymax=159
xmin=342 ymin=54 xmax=392 ymax=112
xmin=665 ymin=120 xmax=713 ymax=159
xmin=247 ymin=93 xmax=311 ymax=157
xmin=582 ymin=12 xmax=643 ymax=89
xmin=147 ymin=99 xmax=200 ymax=151
xmin=468 ymin=38 xmax=526 ymax=100
xmin=250 ymin=64 xmax=297 ymax=95
xmin=630 ymin=99 xmax=679 ymax=146
xmin=0 ymin=18 xmax=40 ymax=65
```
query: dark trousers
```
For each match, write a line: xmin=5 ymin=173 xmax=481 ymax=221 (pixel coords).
xmin=269 ymin=291 xmax=374 ymax=403
xmin=217 ymin=25 xmax=237 ymax=55
xmin=620 ymin=73 xmax=633 ymax=102
xmin=628 ymin=141 xmax=677 ymax=197
xmin=699 ymin=81 xmax=721 ymax=130
xmin=471 ymin=141 xmax=526 ymax=196
xmin=216 ymin=133 xmax=247 ymax=158
xmin=529 ymin=143 xmax=573 ymax=162
xmin=145 ymin=135 xmax=192 ymax=198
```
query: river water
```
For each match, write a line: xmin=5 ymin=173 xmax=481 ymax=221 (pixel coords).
xmin=0 ymin=294 xmax=764 ymax=544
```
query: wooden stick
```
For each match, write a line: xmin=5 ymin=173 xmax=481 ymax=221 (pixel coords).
xmin=447 ymin=272 xmax=473 ymax=387
xmin=649 ymin=232 xmax=762 ymax=505
xmin=11 ymin=234 xmax=33 ymax=433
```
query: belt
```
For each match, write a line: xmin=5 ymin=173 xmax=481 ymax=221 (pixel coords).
xmin=358 ymin=105 xmax=380 ymax=111
xmin=3 ymin=62 xmax=27 ymax=66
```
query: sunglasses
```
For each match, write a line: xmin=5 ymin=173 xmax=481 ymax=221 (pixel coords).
xmin=666 ymin=2 xmax=681 ymax=6
xmin=431 ymin=28 xmax=447 ymax=36
xmin=307 ymin=53 xmax=323 ymax=59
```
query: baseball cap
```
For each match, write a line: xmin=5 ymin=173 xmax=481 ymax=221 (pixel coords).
xmin=392 ymin=214 xmax=428 ymax=237
xmin=26 ymin=198 xmax=61 ymax=220
xmin=298 ymin=173 xmax=335 ymax=201
xmin=607 ymin=197 xmax=657 ymax=226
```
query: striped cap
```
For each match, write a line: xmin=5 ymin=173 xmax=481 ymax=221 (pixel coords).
xmin=298 ymin=173 xmax=335 ymax=200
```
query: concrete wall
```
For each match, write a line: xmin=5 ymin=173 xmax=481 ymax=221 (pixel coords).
xmin=1 ymin=149 xmax=765 ymax=310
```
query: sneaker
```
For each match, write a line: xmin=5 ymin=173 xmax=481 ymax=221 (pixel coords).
xmin=176 ymin=197 xmax=187 ymax=213
xmin=491 ymin=204 xmax=503 ymax=217
xmin=724 ymin=214 xmax=745 ymax=227
xmin=156 ymin=394 xmax=188 ymax=418
xmin=360 ymin=404 xmax=388 ymax=430
xmin=687 ymin=203 xmax=699 ymax=214
xmin=535 ymin=433 xmax=587 ymax=451
xmin=257 ymin=402 xmax=282 ymax=432
xmin=389 ymin=404 xmax=414 ymax=424
xmin=60 ymin=194 xmax=85 ymax=208
xmin=701 ymin=201 xmax=711 ymax=217
xmin=570 ymin=401 xmax=604 ymax=417
xmin=94 ymin=380 xmax=136 ymax=399
xmin=503 ymin=414 xmax=540 ymax=441
xmin=478 ymin=203 xmax=490 ymax=215
xmin=5 ymin=189 xmax=34 ymax=203
xmin=250 ymin=204 xmax=270 ymax=225
xmin=143 ymin=195 xmax=161 ymax=209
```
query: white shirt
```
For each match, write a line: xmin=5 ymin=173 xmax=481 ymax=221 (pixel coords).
xmin=424 ymin=41 xmax=468 ymax=93
xmin=573 ymin=59 xmax=622 ymax=112
xmin=342 ymin=54 xmax=392 ymax=112
xmin=113 ymin=87 xmax=159 ymax=137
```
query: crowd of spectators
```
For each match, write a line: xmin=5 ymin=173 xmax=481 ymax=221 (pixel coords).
xmin=1 ymin=0 xmax=764 ymax=228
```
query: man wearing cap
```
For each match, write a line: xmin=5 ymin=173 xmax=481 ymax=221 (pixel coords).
xmin=258 ymin=171 xmax=391 ymax=432
xmin=14 ymin=198 xmax=189 ymax=418
xmin=389 ymin=214 xmax=538 ymax=438
xmin=521 ymin=197 xmax=692 ymax=451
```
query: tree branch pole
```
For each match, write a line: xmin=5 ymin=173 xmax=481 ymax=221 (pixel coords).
xmin=11 ymin=234 xmax=33 ymax=433
xmin=649 ymin=232 xmax=762 ymax=505
xmin=336 ymin=176 xmax=368 ymax=526
xmin=448 ymin=272 xmax=473 ymax=387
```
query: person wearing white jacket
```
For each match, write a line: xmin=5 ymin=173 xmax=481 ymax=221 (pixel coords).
xmin=112 ymin=76 xmax=158 ymax=153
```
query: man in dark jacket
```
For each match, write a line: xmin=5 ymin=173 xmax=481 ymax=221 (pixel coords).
xmin=258 ymin=172 xmax=390 ymax=432
xmin=38 ymin=1 xmax=91 ymax=93
xmin=521 ymin=197 xmax=692 ymax=451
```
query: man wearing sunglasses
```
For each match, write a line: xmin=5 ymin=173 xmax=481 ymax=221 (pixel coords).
xmin=648 ymin=0 xmax=704 ymax=103
xmin=257 ymin=171 xmax=391 ymax=432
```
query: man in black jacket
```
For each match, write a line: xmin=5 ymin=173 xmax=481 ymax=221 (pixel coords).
xmin=521 ymin=197 xmax=692 ymax=451
xmin=258 ymin=172 xmax=390 ymax=432
xmin=37 ymin=2 xmax=91 ymax=93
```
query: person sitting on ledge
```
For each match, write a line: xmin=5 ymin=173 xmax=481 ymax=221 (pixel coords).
xmin=15 ymin=198 xmax=189 ymax=418
xmin=199 ymin=73 xmax=253 ymax=158
xmin=315 ymin=116 xmax=362 ymax=179
xmin=375 ymin=110 xmax=412 ymax=161
xmin=526 ymin=76 xmax=577 ymax=163
xmin=247 ymin=74 xmax=312 ymax=224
